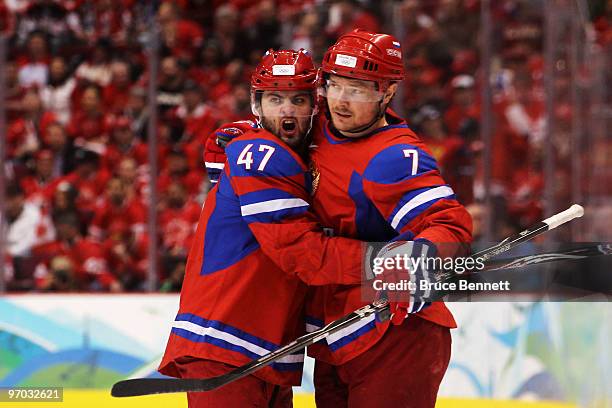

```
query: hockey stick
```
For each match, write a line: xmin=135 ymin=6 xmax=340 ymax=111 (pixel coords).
xmin=111 ymin=204 xmax=585 ymax=397
xmin=481 ymin=243 xmax=611 ymax=272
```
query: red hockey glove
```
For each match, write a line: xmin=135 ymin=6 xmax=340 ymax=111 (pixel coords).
xmin=372 ymin=240 xmax=436 ymax=325
xmin=204 ymin=120 xmax=257 ymax=183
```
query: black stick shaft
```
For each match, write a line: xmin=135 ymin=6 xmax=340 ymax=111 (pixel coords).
xmin=111 ymin=205 xmax=585 ymax=397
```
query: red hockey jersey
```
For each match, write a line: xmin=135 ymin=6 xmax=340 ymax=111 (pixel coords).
xmin=159 ymin=128 xmax=368 ymax=386
xmin=306 ymin=111 xmax=472 ymax=365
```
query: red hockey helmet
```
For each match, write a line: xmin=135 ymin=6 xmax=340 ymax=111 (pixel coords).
xmin=322 ymin=29 xmax=405 ymax=90
xmin=251 ymin=49 xmax=318 ymax=93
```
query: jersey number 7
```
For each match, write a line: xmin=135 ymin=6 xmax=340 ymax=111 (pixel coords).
xmin=237 ymin=144 xmax=276 ymax=171
xmin=403 ymin=149 xmax=419 ymax=175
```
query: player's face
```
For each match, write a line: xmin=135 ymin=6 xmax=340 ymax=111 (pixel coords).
xmin=258 ymin=90 xmax=314 ymax=149
xmin=325 ymin=75 xmax=386 ymax=136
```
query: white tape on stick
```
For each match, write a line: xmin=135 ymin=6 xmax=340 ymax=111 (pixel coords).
xmin=543 ymin=204 xmax=584 ymax=229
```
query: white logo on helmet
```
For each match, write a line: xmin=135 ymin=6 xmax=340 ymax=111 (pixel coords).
xmin=272 ymin=65 xmax=296 ymax=76
xmin=334 ymin=54 xmax=357 ymax=68
xmin=386 ymin=49 xmax=402 ymax=58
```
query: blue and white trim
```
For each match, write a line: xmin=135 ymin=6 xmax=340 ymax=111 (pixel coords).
xmin=239 ymin=189 xmax=310 ymax=224
xmin=172 ymin=313 xmax=304 ymax=371
xmin=240 ymin=198 xmax=308 ymax=217
xmin=205 ymin=162 xmax=225 ymax=184
xmin=390 ymin=186 xmax=455 ymax=230
xmin=305 ymin=316 xmax=324 ymax=333
xmin=325 ymin=314 xmax=376 ymax=352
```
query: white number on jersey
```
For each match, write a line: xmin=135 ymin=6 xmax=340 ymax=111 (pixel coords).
xmin=237 ymin=144 xmax=254 ymax=169
xmin=237 ymin=143 xmax=276 ymax=171
xmin=402 ymin=149 xmax=419 ymax=175
xmin=257 ymin=144 xmax=276 ymax=171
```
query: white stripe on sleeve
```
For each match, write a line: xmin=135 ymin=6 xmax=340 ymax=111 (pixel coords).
xmin=390 ymin=186 xmax=454 ymax=229
xmin=241 ymin=198 xmax=308 ymax=217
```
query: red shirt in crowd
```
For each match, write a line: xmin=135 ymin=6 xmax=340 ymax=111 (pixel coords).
xmin=158 ymin=200 xmax=201 ymax=254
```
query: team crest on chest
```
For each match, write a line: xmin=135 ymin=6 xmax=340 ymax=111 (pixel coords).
xmin=309 ymin=161 xmax=320 ymax=196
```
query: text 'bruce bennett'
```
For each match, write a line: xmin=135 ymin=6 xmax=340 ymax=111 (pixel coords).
xmin=373 ymin=279 xmax=512 ymax=292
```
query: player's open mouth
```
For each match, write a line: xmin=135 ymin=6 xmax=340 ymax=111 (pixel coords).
xmin=281 ymin=119 xmax=297 ymax=135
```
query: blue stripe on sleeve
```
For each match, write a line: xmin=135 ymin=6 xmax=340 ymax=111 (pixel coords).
xmin=363 ymin=144 xmax=438 ymax=185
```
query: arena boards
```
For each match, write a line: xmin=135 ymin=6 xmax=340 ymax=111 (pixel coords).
xmin=31 ymin=391 xmax=578 ymax=408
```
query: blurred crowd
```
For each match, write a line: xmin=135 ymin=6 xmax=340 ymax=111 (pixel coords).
xmin=1 ymin=0 xmax=610 ymax=292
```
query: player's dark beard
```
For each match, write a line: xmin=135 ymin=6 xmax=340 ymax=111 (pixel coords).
xmin=260 ymin=116 xmax=306 ymax=149
xmin=260 ymin=116 xmax=280 ymax=136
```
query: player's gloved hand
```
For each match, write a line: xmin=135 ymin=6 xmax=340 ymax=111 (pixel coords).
xmin=204 ymin=120 xmax=256 ymax=183
xmin=372 ymin=240 xmax=436 ymax=325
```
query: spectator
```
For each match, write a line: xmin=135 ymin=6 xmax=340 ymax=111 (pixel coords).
xmin=158 ymin=181 xmax=200 ymax=258
xmin=56 ymin=148 xmax=111 ymax=222
xmin=39 ymin=255 xmax=79 ymax=292
xmin=42 ymin=122 xmax=77 ymax=176
xmin=7 ymin=89 xmax=56 ymax=159
xmin=247 ymin=0 xmax=281 ymax=61
xmin=39 ymin=56 xmax=77 ymax=124
xmin=173 ymin=80 xmax=217 ymax=142
xmin=326 ymin=0 xmax=380 ymax=39
xmin=88 ymin=177 xmax=147 ymax=242
xmin=116 ymin=157 xmax=147 ymax=199
xmin=15 ymin=0 xmax=82 ymax=49
xmin=290 ymin=10 xmax=321 ymax=54
xmin=444 ymin=74 xmax=480 ymax=135
xmin=415 ymin=105 xmax=466 ymax=192
xmin=50 ymin=181 xmax=78 ymax=221
xmin=32 ymin=211 xmax=118 ymax=291
xmin=82 ymin=0 xmax=133 ymax=45
xmin=102 ymin=59 xmax=134 ymax=112
xmin=101 ymin=115 xmax=140 ymax=171
xmin=67 ymin=84 xmax=111 ymax=146
xmin=171 ymin=80 xmax=219 ymax=167
xmin=157 ymin=55 xmax=187 ymax=113
xmin=4 ymin=61 xmax=27 ymax=121
xmin=124 ymin=86 xmax=150 ymax=140
xmin=157 ymin=147 xmax=206 ymax=200
xmin=215 ymin=81 xmax=253 ymax=123
xmin=189 ymin=39 xmax=224 ymax=90
xmin=19 ymin=149 xmax=56 ymax=208
xmin=208 ymin=4 xmax=251 ymax=64
xmin=102 ymin=220 xmax=148 ymax=290
xmin=157 ymin=1 xmax=204 ymax=62
xmin=4 ymin=183 xmax=54 ymax=258
xmin=16 ymin=30 xmax=50 ymax=87
xmin=75 ymin=38 xmax=114 ymax=87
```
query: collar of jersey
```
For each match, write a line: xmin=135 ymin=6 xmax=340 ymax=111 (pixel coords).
xmin=323 ymin=119 xmax=410 ymax=145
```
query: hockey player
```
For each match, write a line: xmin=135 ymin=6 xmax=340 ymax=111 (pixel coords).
xmin=160 ymin=49 xmax=397 ymax=408
xmin=204 ymin=31 xmax=472 ymax=407
xmin=304 ymin=29 xmax=473 ymax=408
